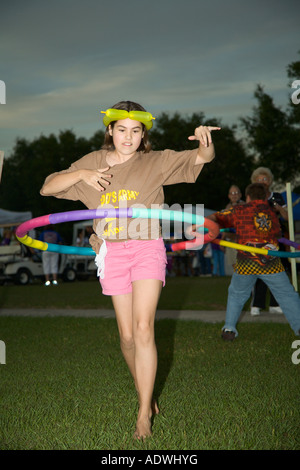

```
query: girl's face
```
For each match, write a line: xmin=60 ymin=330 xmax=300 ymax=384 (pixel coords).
xmin=109 ymin=118 xmax=144 ymax=156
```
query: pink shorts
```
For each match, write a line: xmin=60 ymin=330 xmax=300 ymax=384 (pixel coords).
xmin=99 ymin=238 xmax=167 ymax=296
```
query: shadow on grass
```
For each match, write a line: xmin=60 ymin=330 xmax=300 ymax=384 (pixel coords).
xmin=153 ymin=277 xmax=192 ymax=409
xmin=154 ymin=318 xmax=180 ymax=415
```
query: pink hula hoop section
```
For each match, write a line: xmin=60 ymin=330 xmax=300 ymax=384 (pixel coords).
xmin=170 ymin=218 xmax=220 ymax=251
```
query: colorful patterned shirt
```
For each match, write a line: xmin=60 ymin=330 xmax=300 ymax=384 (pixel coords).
xmin=213 ymin=200 xmax=285 ymax=275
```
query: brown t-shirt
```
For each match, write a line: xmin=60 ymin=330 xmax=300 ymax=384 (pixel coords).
xmin=41 ymin=148 xmax=202 ymax=252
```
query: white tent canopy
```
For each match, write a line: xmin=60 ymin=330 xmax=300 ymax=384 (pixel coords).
xmin=0 ymin=208 xmax=32 ymax=227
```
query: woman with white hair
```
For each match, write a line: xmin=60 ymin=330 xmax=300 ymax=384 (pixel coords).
xmin=250 ymin=167 xmax=288 ymax=221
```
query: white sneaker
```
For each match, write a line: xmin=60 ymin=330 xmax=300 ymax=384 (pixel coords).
xmin=269 ymin=306 xmax=283 ymax=314
xmin=250 ymin=307 xmax=261 ymax=316
xmin=52 ymin=280 xmax=58 ymax=286
xmin=44 ymin=280 xmax=51 ymax=286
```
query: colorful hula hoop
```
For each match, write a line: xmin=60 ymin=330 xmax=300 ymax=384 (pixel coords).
xmin=175 ymin=227 xmax=300 ymax=258
xmin=15 ymin=208 xmax=212 ymax=255
xmin=212 ymin=237 xmax=300 ymax=258
xmin=15 ymin=209 xmax=299 ymax=258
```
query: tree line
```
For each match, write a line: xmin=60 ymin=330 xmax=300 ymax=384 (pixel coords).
xmin=1 ymin=55 xmax=299 ymax=242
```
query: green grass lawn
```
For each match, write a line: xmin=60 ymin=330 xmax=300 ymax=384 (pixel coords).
xmin=0 ymin=317 xmax=299 ymax=450
xmin=1 ymin=276 xmax=237 ymax=310
xmin=1 ymin=275 xmax=298 ymax=311
xmin=0 ymin=276 xmax=299 ymax=450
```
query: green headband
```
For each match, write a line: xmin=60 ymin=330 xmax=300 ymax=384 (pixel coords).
xmin=101 ymin=109 xmax=155 ymax=130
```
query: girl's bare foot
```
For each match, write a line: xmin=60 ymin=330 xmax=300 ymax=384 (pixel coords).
xmin=133 ymin=398 xmax=159 ymax=439
xmin=133 ymin=416 xmax=152 ymax=440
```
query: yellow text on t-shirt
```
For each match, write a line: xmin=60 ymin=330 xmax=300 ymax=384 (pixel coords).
xmin=100 ymin=190 xmax=140 ymax=206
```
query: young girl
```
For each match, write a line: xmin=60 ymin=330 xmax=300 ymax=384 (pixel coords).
xmin=40 ymin=100 xmax=220 ymax=439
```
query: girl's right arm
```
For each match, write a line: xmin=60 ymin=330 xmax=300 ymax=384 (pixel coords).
xmin=40 ymin=167 xmax=112 ymax=195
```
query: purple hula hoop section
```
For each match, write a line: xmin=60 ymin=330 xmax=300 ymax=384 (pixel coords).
xmin=48 ymin=207 xmax=133 ymax=225
xmin=278 ymin=237 xmax=300 ymax=250
xmin=16 ymin=208 xmax=133 ymax=239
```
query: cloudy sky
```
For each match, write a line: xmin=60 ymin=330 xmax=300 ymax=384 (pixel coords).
xmin=0 ymin=0 xmax=299 ymax=157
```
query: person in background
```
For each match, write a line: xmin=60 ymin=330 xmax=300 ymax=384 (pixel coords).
xmin=211 ymin=235 xmax=225 ymax=276
xmin=224 ymin=185 xmax=245 ymax=274
xmin=250 ymin=167 xmax=288 ymax=316
xmin=39 ymin=226 xmax=62 ymax=286
xmin=225 ymin=185 xmax=244 ymax=210
xmin=0 ymin=229 xmax=13 ymax=245
xmin=209 ymin=183 xmax=300 ymax=341
xmin=196 ymin=243 xmax=212 ymax=276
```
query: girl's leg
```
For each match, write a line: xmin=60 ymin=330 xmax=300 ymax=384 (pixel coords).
xmin=112 ymin=293 xmax=137 ymax=387
xmin=131 ymin=279 xmax=162 ymax=438
xmin=112 ymin=279 xmax=162 ymax=439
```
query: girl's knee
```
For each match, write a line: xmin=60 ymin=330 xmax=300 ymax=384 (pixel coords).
xmin=134 ymin=321 xmax=154 ymax=345
xmin=120 ymin=332 xmax=134 ymax=350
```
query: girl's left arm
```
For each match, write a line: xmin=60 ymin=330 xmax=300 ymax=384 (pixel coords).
xmin=188 ymin=126 xmax=221 ymax=165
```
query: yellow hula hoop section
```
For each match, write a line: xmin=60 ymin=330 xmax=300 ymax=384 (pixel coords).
xmin=215 ymin=238 xmax=269 ymax=255
xmin=18 ymin=234 xmax=49 ymax=251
